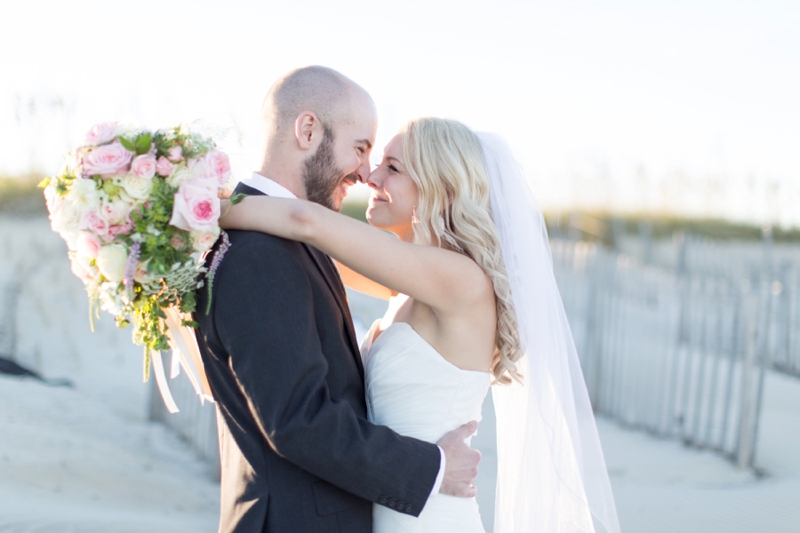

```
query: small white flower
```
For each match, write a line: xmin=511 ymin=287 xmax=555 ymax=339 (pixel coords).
xmin=68 ymin=178 xmax=100 ymax=208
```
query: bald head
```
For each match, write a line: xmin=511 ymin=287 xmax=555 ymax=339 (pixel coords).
xmin=263 ymin=66 xmax=371 ymax=135
xmin=256 ymin=66 xmax=377 ymax=208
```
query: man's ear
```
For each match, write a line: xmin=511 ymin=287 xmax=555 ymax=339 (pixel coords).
xmin=294 ymin=112 xmax=321 ymax=151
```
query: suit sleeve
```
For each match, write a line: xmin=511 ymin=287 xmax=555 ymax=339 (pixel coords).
xmin=213 ymin=237 xmax=440 ymax=516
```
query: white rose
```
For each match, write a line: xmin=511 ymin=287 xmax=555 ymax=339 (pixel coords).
xmin=191 ymin=226 xmax=220 ymax=253
xmin=166 ymin=163 xmax=194 ymax=188
xmin=96 ymin=244 xmax=128 ymax=283
xmin=50 ymin=199 xmax=84 ymax=235
xmin=67 ymin=178 xmax=101 ymax=209
xmin=121 ymin=175 xmax=153 ymax=202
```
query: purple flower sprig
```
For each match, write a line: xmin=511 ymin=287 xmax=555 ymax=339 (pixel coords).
xmin=124 ymin=242 xmax=141 ymax=302
xmin=205 ymin=230 xmax=231 ymax=315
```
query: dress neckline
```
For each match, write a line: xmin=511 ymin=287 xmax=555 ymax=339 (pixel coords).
xmin=370 ymin=321 xmax=492 ymax=380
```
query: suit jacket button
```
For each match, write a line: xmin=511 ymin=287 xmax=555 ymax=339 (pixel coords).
xmin=379 ymin=496 xmax=389 ymax=505
xmin=405 ymin=503 xmax=413 ymax=514
xmin=396 ymin=502 xmax=406 ymax=512
xmin=388 ymin=498 xmax=397 ymax=508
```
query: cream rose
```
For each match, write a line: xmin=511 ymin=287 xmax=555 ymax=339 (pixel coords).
xmin=133 ymin=260 xmax=155 ymax=284
xmin=165 ymin=163 xmax=193 ymax=188
xmin=169 ymin=178 xmax=220 ymax=232
xmin=83 ymin=142 xmax=133 ymax=177
xmin=96 ymin=244 xmax=129 ymax=283
xmin=191 ymin=226 xmax=220 ymax=253
xmin=121 ymin=175 xmax=154 ymax=202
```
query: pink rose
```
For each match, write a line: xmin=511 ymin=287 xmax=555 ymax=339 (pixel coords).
xmin=84 ymin=122 xmax=118 ymax=146
xmin=168 ymin=146 xmax=184 ymax=163
xmin=156 ymin=156 xmax=174 ymax=177
xmin=83 ymin=142 xmax=133 ymax=177
xmin=81 ymin=209 xmax=110 ymax=240
xmin=130 ymin=154 xmax=157 ymax=179
xmin=108 ymin=219 xmax=134 ymax=238
xmin=169 ymin=178 xmax=220 ymax=232
xmin=76 ymin=231 xmax=102 ymax=259
xmin=100 ymin=200 xmax=130 ymax=225
xmin=187 ymin=157 xmax=212 ymax=180
xmin=204 ymin=150 xmax=232 ymax=186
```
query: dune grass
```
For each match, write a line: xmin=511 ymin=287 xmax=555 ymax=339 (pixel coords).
xmin=0 ymin=174 xmax=47 ymax=215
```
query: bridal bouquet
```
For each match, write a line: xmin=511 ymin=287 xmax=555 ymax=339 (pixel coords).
xmin=41 ymin=123 xmax=230 ymax=384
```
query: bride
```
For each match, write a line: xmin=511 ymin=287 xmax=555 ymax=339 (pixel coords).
xmin=220 ymin=117 xmax=620 ymax=533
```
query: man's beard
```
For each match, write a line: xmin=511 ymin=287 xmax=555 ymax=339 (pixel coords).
xmin=302 ymin=125 xmax=347 ymax=210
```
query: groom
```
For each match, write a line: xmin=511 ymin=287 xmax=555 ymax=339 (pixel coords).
xmin=194 ymin=66 xmax=481 ymax=533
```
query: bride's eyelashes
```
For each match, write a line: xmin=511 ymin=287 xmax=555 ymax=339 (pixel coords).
xmin=388 ymin=164 xmax=399 ymax=173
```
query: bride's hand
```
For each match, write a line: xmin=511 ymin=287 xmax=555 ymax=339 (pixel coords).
xmin=218 ymin=199 xmax=234 ymax=229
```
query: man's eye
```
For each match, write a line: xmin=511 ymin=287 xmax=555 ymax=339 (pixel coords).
xmin=357 ymin=147 xmax=365 ymax=155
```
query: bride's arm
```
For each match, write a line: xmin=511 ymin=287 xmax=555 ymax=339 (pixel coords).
xmin=219 ymin=196 xmax=491 ymax=312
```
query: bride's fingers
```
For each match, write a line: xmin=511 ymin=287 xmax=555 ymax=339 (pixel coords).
xmin=218 ymin=187 xmax=233 ymax=199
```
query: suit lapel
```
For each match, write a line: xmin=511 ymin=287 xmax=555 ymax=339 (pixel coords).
xmin=234 ymin=183 xmax=365 ymax=379
xmin=302 ymin=244 xmax=365 ymax=380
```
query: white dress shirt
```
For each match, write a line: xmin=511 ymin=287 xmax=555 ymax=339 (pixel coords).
xmin=237 ymin=173 xmax=447 ymax=499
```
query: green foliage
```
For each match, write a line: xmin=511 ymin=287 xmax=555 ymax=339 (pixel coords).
xmin=118 ymin=136 xmax=136 ymax=152
xmin=135 ymin=132 xmax=152 ymax=155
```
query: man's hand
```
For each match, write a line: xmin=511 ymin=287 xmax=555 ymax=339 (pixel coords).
xmin=437 ymin=421 xmax=481 ymax=497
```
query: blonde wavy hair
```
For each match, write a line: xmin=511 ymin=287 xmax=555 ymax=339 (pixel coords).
xmin=401 ymin=117 xmax=522 ymax=384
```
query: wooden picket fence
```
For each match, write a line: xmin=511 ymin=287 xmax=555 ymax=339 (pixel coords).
xmin=552 ymin=232 xmax=799 ymax=469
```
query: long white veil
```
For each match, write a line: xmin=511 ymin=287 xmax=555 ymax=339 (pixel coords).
xmin=480 ymin=133 xmax=620 ymax=533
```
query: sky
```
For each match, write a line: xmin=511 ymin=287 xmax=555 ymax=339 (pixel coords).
xmin=1 ymin=0 xmax=798 ymax=226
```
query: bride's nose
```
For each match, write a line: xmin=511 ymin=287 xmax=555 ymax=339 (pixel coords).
xmin=366 ymin=168 xmax=382 ymax=189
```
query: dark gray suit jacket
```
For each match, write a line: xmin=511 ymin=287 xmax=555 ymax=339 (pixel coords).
xmin=194 ymin=183 xmax=441 ymax=533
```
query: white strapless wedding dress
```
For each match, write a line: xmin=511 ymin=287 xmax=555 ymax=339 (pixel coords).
xmin=361 ymin=316 xmax=492 ymax=533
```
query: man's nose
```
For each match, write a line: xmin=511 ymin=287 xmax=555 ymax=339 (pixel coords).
xmin=356 ymin=158 xmax=372 ymax=184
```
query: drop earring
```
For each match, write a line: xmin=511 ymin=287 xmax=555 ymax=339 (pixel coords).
xmin=411 ymin=206 xmax=419 ymax=224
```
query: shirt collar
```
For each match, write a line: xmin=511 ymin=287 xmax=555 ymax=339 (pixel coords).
xmin=239 ymin=172 xmax=298 ymax=199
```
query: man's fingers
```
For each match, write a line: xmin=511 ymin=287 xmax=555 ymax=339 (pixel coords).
xmin=453 ymin=420 xmax=478 ymax=440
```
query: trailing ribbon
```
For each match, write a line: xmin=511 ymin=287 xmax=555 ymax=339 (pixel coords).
xmin=150 ymin=306 xmax=215 ymax=413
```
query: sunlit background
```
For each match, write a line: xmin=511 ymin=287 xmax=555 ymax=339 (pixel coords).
xmin=2 ymin=0 xmax=798 ymax=226
xmin=2 ymin=2 xmax=800 ymax=532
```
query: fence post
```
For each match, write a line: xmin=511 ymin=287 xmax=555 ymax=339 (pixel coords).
xmin=736 ymin=287 xmax=760 ymax=469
